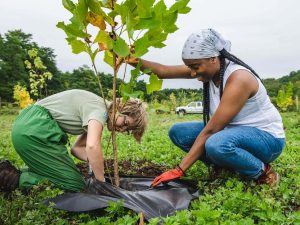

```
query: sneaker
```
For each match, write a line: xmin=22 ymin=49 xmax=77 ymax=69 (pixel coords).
xmin=0 ymin=160 xmax=20 ymax=192
xmin=256 ymin=164 xmax=280 ymax=187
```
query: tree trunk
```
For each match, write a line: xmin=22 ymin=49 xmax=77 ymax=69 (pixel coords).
xmin=112 ymin=50 xmax=120 ymax=187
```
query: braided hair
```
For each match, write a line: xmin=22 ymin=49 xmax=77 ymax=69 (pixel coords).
xmin=202 ymin=49 xmax=261 ymax=126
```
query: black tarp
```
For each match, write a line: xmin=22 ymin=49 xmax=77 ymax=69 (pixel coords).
xmin=45 ymin=176 xmax=199 ymax=220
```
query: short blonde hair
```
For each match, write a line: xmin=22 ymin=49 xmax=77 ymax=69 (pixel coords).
xmin=108 ymin=99 xmax=148 ymax=143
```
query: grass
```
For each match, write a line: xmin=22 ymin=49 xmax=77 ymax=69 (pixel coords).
xmin=0 ymin=108 xmax=299 ymax=224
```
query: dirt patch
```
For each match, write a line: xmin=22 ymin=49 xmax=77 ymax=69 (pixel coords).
xmin=77 ymin=159 xmax=167 ymax=179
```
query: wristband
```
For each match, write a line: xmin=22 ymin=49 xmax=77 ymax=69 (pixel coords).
xmin=176 ymin=165 xmax=185 ymax=176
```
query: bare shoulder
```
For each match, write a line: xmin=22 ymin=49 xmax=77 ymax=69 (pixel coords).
xmin=225 ymin=69 xmax=259 ymax=97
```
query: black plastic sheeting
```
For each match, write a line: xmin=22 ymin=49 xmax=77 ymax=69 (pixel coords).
xmin=45 ymin=176 xmax=199 ymax=220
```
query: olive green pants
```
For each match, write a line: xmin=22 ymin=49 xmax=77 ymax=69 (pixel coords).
xmin=11 ymin=105 xmax=85 ymax=192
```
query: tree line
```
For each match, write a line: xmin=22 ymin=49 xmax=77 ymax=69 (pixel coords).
xmin=0 ymin=30 xmax=299 ymax=109
xmin=0 ymin=30 xmax=201 ymax=104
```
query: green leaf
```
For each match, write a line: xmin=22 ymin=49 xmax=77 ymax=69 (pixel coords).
xmin=70 ymin=14 xmax=85 ymax=30
xmin=120 ymin=83 xmax=132 ymax=101
xmin=69 ymin=39 xmax=87 ymax=54
xmin=100 ymin=0 xmax=111 ymax=8
xmin=57 ymin=21 xmax=88 ymax=38
xmin=136 ymin=0 xmax=155 ymax=18
xmin=66 ymin=36 xmax=76 ymax=42
xmin=126 ymin=13 xmax=139 ymax=39
xmin=87 ymin=0 xmax=114 ymax=25
xmin=130 ymin=90 xmax=144 ymax=99
xmin=87 ymin=0 xmax=105 ymax=14
xmin=28 ymin=48 xmax=38 ymax=58
xmin=62 ymin=0 xmax=76 ymax=13
xmin=114 ymin=3 xmax=128 ymax=24
xmin=66 ymin=23 xmax=88 ymax=38
xmin=57 ymin=21 xmax=66 ymax=29
xmin=120 ymin=83 xmax=143 ymax=100
xmin=74 ymin=0 xmax=88 ymax=22
xmin=24 ymin=60 xmax=32 ymax=69
xmin=162 ymin=12 xmax=178 ymax=33
xmin=153 ymin=0 xmax=167 ymax=17
xmin=34 ymin=57 xmax=46 ymax=69
xmin=104 ymin=50 xmax=113 ymax=67
xmin=133 ymin=36 xmax=149 ymax=57
xmin=169 ymin=0 xmax=191 ymax=14
xmin=123 ymin=0 xmax=136 ymax=12
xmin=143 ymin=68 xmax=152 ymax=74
xmin=146 ymin=29 xmax=168 ymax=48
xmin=146 ymin=73 xmax=163 ymax=94
xmin=94 ymin=30 xmax=113 ymax=50
xmin=135 ymin=17 xmax=161 ymax=30
xmin=113 ymin=38 xmax=130 ymax=57
xmin=130 ymin=61 xmax=142 ymax=79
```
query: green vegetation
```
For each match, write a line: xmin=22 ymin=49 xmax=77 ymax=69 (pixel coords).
xmin=0 ymin=30 xmax=201 ymax=104
xmin=0 ymin=110 xmax=299 ymax=224
xmin=2 ymin=29 xmax=299 ymax=109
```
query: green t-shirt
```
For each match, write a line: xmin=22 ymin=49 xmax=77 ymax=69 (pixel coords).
xmin=35 ymin=89 xmax=109 ymax=134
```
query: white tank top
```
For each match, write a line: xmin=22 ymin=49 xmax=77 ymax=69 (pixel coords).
xmin=209 ymin=61 xmax=285 ymax=138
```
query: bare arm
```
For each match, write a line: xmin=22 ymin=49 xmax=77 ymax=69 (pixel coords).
xmin=86 ymin=120 xmax=105 ymax=182
xmin=129 ymin=58 xmax=192 ymax=79
xmin=179 ymin=70 xmax=259 ymax=171
xmin=71 ymin=132 xmax=88 ymax=161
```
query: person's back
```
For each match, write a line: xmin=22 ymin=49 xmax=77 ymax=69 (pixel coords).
xmin=36 ymin=89 xmax=108 ymax=135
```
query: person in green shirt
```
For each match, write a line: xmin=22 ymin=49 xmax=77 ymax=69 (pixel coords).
xmin=0 ymin=89 xmax=147 ymax=193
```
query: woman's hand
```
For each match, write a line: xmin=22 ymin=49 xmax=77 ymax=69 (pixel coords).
xmin=151 ymin=165 xmax=185 ymax=188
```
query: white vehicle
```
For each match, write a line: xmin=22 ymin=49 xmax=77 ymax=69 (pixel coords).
xmin=176 ymin=101 xmax=203 ymax=115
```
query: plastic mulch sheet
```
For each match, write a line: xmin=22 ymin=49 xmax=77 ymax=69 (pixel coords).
xmin=45 ymin=176 xmax=199 ymax=220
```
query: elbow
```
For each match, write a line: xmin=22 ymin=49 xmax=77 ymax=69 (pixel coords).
xmin=86 ymin=144 xmax=97 ymax=152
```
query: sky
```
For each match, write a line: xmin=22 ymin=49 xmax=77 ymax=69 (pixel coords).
xmin=0 ymin=0 xmax=299 ymax=89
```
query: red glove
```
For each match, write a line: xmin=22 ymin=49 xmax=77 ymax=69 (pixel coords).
xmin=151 ymin=165 xmax=185 ymax=188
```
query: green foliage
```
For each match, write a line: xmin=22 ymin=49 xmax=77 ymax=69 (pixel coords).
xmin=1 ymin=112 xmax=299 ymax=224
xmin=263 ymin=70 xmax=300 ymax=98
xmin=105 ymin=200 xmax=125 ymax=217
xmin=61 ymin=65 xmax=123 ymax=99
xmin=57 ymin=0 xmax=191 ymax=100
xmin=24 ymin=48 xmax=53 ymax=99
xmin=276 ymin=82 xmax=294 ymax=112
xmin=168 ymin=92 xmax=177 ymax=113
xmin=0 ymin=30 xmax=62 ymax=101
xmin=13 ymin=83 xmax=33 ymax=109
xmin=146 ymin=73 xmax=163 ymax=94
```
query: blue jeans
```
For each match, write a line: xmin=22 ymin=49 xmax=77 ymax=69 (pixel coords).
xmin=168 ymin=122 xmax=285 ymax=179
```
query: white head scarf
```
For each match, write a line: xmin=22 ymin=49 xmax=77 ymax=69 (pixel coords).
xmin=182 ymin=29 xmax=231 ymax=59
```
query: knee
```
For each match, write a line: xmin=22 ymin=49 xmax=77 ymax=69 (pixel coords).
xmin=168 ymin=123 xmax=182 ymax=146
xmin=168 ymin=123 xmax=191 ymax=151
xmin=205 ymin=134 xmax=231 ymax=160
xmin=168 ymin=124 xmax=178 ymax=142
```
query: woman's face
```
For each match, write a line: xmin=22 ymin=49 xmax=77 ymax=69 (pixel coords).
xmin=183 ymin=57 xmax=220 ymax=82
xmin=108 ymin=114 xmax=134 ymax=133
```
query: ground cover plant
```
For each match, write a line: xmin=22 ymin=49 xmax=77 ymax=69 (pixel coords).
xmin=0 ymin=109 xmax=299 ymax=224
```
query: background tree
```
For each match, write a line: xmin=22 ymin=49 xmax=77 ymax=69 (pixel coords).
xmin=0 ymin=30 xmax=61 ymax=101
xmin=25 ymin=48 xmax=53 ymax=99
xmin=13 ymin=84 xmax=33 ymax=109
xmin=276 ymin=82 xmax=294 ymax=112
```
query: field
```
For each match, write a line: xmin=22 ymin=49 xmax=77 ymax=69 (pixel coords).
xmin=0 ymin=109 xmax=299 ymax=224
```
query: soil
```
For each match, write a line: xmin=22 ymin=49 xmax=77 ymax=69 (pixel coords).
xmin=77 ymin=159 xmax=167 ymax=179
